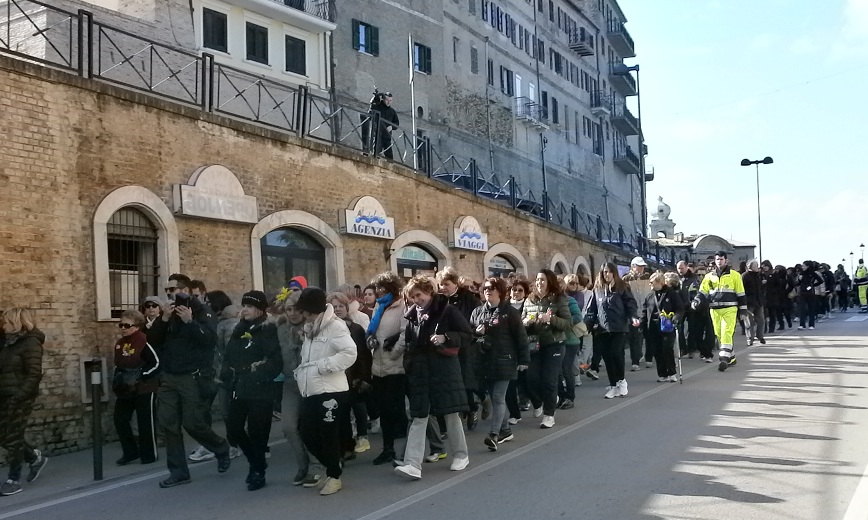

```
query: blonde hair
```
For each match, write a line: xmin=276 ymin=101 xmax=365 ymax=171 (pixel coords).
xmin=333 ymin=284 xmax=356 ymax=302
xmin=326 ymin=292 xmax=351 ymax=308
xmin=563 ymin=274 xmax=579 ymax=286
xmin=435 ymin=266 xmax=460 ymax=285
xmin=664 ymin=272 xmax=680 ymax=288
xmin=649 ymin=272 xmax=666 ymax=285
xmin=405 ymin=274 xmax=436 ymax=296
xmin=2 ymin=307 xmax=36 ymax=333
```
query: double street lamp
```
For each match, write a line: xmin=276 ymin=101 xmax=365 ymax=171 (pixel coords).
xmin=740 ymin=156 xmax=773 ymax=262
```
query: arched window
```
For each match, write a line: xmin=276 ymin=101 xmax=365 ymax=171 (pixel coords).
xmin=396 ymin=244 xmax=438 ymax=280
xmin=107 ymin=208 xmax=159 ymax=318
xmin=260 ymin=227 xmax=326 ymax=295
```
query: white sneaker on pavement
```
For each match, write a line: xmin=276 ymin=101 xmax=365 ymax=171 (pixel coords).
xmin=394 ymin=465 xmax=422 ymax=480
xmin=604 ymin=386 xmax=618 ymax=399
xmin=617 ymin=379 xmax=628 ymax=397
xmin=533 ymin=406 xmax=543 ymax=418
xmin=540 ymin=415 xmax=555 ymax=429
xmin=188 ymin=445 xmax=215 ymax=462
xmin=228 ymin=446 xmax=241 ymax=459
xmin=449 ymin=456 xmax=470 ymax=471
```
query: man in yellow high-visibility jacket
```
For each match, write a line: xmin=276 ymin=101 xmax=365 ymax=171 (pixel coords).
xmin=855 ymin=259 xmax=868 ymax=313
xmin=692 ymin=251 xmax=748 ymax=372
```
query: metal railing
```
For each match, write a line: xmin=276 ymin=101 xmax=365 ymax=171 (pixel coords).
xmin=267 ymin=0 xmax=334 ymax=23
xmin=607 ymin=20 xmax=635 ymax=52
xmin=0 ymin=4 xmax=680 ymax=266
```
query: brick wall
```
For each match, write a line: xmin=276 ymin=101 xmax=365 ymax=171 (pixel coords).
xmin=0 ymin=54 xmax=619 ymax=456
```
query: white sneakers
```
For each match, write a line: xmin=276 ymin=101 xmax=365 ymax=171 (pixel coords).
xmin=319 ymin=477 xmax=342 ymax=495
xmin=540 ymin=415 xmax=555 ymax=429
xmin=667 ymin=375 xmax=678 ymax=383
xmin=532 ymin=406 xmax=543 ymax=418
xmin=394 ymin=465 xmax=422 ymax=480
xmin=604 ymin=386 xmax=618 ymax=399
xmin=604 ymin=380 xmax=628 ymax=398
xmin=657 ymin=376 xmax=669 ymax=382
xmin=188 ymin=445 xmax=215 ymax=462
xmin=449 ymin=456 xmax=470 ymax=471
xmin=617 ymin=379 xmax=628 ymax=397
xmin=354 ymin=436 xmax=371 ymax=453
xmin=369 ymin=418 xmax=382 ymax=434
xmin=630 ymin=364 xmax=640 ymax=371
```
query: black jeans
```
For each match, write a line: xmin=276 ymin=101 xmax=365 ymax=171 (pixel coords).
xmin=505 ymin=379 xmax=521 ymax=419
xmin=114 ymin=392 xmax=158 ymax=463
xmin=526 ymin=343 xmax=565 ymax=416
xmin=799 ymin=294 xmax=816 ymax=327
xmin=628 ymin=326 xmax=645 ymax=365
xmin=647 ymin=331 xmax=677 ymax=378
xmin=766 ymin=306 xmax=780 ymax=332
xmin=371 ymin=374 xmax=407 ymax=452
xmin=300 ymin=392 xmax=348 ymax=479
xmin=596 ymin=332 xmax=627 ymax=386
xmin=339 ymin=390 xmax=369 ymax=453
xmin=558 ymin=342 xmax=581 ymax=401
xmin=687 ymin=311 xmax=715 ymax=359
xmin=226 ymin=398 xmax=273 ymax=474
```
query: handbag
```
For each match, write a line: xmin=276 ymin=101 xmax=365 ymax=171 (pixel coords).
xmin=659 ymin=311 xmax=675 ymax=333
xmin=112 ymin=367 xmax=142 ymax=398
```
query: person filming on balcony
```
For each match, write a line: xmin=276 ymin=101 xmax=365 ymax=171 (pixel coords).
xmin=372 ymin=92 xmax=399 ymax=160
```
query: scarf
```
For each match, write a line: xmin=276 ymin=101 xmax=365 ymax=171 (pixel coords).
xmin=303 ymin=311 xmax=328 ymax=339
xmin=366 ymin=293 xmax=394 ymax=335
xmin=4 ymin=331 xmax=21 ymax=347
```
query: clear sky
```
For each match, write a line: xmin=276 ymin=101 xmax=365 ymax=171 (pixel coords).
xmin=619 ymin=0 xmax=868 ymax=272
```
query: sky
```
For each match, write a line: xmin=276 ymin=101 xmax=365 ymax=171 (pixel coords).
xmin=619 ymin=0 xmax=868 ymax=272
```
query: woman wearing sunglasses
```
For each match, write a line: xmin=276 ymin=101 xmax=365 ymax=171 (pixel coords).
xmin=112 ymin=310 xmax=160 ymax=466
xmin=470 ymin=278 xmax=528 ymax=450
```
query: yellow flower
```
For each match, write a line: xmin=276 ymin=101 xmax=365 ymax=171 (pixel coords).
xmin=275 ymin=287 xmax=291 ymax=303
xmin=241 ymin=332 xmax=253 ymax=340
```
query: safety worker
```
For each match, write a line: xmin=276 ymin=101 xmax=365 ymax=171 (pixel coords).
xmin=855 ymin=259 xmax=868 ymax=313
xmin=692 ymin=251 xmax=748 ymax=372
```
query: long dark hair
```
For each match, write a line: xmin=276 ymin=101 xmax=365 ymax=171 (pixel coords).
xmin=594 ymin=262 xmax=627 ymax=292
xmin=206 ymin=290 xmax=232 ymax=314
xmin=534 ymin=268 xmax=563 ymax=299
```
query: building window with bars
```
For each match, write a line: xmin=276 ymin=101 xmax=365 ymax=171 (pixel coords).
xmin=107 ymin=208 xmax=159 ymax=318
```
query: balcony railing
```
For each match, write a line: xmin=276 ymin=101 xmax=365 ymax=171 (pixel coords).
xmin=515 ymin=96 xmax=549 ymax=127
xmin=614 ymin=146 xmax=640 ymax=175
xmin=590 ymin=90 xmax=611 ymax=117
xmin=611 ymin=103 xmax=639 ymax=136
xmin=607 ymin=20 xmax=635 ymax=58
xmin=266 ymin=0 xmax=334 ymax=23
xmin=567 ymin=28 xmax=594 ymax=57
xmin=609 ymin=61 xmax=637 ymax=96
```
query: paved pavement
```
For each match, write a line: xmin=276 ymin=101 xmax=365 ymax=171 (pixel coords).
xmin=1 ymin=313 xmax=868 ymax=520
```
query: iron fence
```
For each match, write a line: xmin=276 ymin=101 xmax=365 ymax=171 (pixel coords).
xmin=0 ymin=4 xmax=681 ymax=267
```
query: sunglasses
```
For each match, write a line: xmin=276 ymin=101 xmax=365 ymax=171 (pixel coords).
xmin=144 ymin=303 xmax=160 ymax=309
xmin=118 ymin=323 xmax=136 ymax=329
xmin=483 ymin=285 xmax=496 ymax=291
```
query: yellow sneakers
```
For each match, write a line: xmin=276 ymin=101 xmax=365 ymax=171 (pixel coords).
xmin=319 ymin=477 xmax=342 ymax=496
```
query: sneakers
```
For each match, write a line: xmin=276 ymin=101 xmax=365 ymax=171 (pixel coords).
xmin=301 ymin=474 xmax=322 ymax=488
xmin=540 ymin=415 xmax=555 ymax=429
xmin=159 ymin=475 xmax=191 ymax=488
xmin=228 ymin=446 xmax=242 ymax=459
xmin=373 ymin=449 xmax=396 ymax=465
xmin=0 ymin=480 xmax=21 ymax=496
xmin=354 ymin=436 xmax=371 ymax=453
xmin=26 ymin=450 xmax=48 ymax=483
xmin=188 ymin=445 xmax=215 ymax=462
xmin=747 ymin=338 xmax=754 ymax=346
xmin=532 ymin=406 xmax=543 ymax=418
xmin=369 ymin=418 xmax=382 ymax=434
xmin=424 ymin=452 xmax=447 ymax=463
xmin=604 ymin=386 xmax=618 ymax=399
xmin=657 ymin=376 xmax=669 ymax=382
xmin=703 ymin=357 xmax=714 ymax=363
xmin=484 ymin=433 xmax=499 ymax=451
xmin=519 ymin=400 xmax=531 ymax=411
xmin=395 ymin=464 xmax=422 ymax=480
xmin=216 ymin=451 xmax=231 ymax=473
xmin=630 ymin=364 xmax=640 ymax=372
xmin=558 ymin=398 xmax=574 ymax=410
xmin=449 ymin=456 xmax=470 ymax=471
xmin=797 ymin=326 xmax=805 ymax=330
xmin=497 ymin=429 xmax=514 ymax=444
xmin=586 ymin=369 xmax=599 ymax=380
xmin=617 ymin=380 xmax=628 ymax=397
xmin=759 ymin=338 xmax=766 ymax=344
xmin=507 ymin=417 xmax=521 ymax=425
xmin=808 ymin=326 xmax=815 ymax=330
xmin=481 ymin=396 xmax=492 ymax=420
xmin=247 ymin=472 xmax=266 ymax=491
xmin=667 ymin=375 xmax=678 ymax=383
xmin=292 ymin=469 xmax=308 ymax=486
xmin=645 ymin=361 xmax=653 ymax=368
xmin=319 ymin=477 xmax=342 ymax=495
xmin=466 ymin=411 xmax=479 ymax=431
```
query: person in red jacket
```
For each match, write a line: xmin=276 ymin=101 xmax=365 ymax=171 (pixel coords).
xmin=112 ymin=310 xmax=160 ymax=466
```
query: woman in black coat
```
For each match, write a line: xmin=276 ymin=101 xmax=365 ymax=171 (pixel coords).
xmin=641 ymin=274 xmax=685 ymax=383
xmin=470 ymin=277 xmax=529 ymax=451
xmin=221 ymin=291 xmax=283 ymax=491
xmin=394 ymin=275 xmax=473 ymax=481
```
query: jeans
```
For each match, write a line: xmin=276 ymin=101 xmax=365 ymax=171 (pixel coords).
xmin=595 ymin=332 xmax=627 ymax=386
xmin=487 ymin=380 xmax=510 ymax=434
xmin=372 ymin=375 xmax=408 ymax=452
xmin=226 ymin=398 xmax=273 ymax=474
xmin=559 ymin=342 xmax=580 ymax=401
xmin=403 ymin=412 xmax=467 ymax=471
xmin=748 ymin=304 xmax=765 ymax=341
xmin=526 ymin=343 xmax=565 ymax=416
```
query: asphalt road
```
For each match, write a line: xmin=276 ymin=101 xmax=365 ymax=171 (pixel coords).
xmin=2 ymin=314 xmax=868 ymax=520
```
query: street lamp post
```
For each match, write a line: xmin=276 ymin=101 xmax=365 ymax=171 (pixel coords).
xmin=740 ymin=156 xmax=773 ymax=262
xmin=852 ymin=251 xmax=856 ymax=277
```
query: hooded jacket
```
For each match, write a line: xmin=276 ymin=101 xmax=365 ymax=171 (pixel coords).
xmin=0 ymin=328 xmax=44 ymax=400
xmin=585 ymin=285 xmax=639 ymax=333
xmin=294 ymin=304 xmax=357 ymax=397
xmin=347 ymin=300 xmax=371 ymax=330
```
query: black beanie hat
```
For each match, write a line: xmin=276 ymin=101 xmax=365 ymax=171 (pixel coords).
xmin=241 ymin=290 xmax=269 ymax=312
xmin=296 ymin=287 xmax=327 ymax=314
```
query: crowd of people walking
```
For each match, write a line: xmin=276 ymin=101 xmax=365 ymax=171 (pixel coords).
xmin=0 ymin=251 xmax=859 ymax=497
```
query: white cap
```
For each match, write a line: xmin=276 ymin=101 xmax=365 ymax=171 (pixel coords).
xmin=631 ymin=256 xmax=648 ymax=267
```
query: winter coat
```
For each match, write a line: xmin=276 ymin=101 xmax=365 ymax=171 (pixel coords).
xmin=277 ymin=320 xmax=304 ymax=379
xmin=404 ymin=294 xmax=472 ymax=417
xmin=585 ymin=285 xmax=639 ymax=333
xmin=215 ymin=305 xmax=240 ymax=378
xmin=797 ymin=268 xmax=824 ymax=295
xmin=0 ymin=328 xmax=44 ymax=401
xmin=563 ymin=295 xmax=583 ymax=346
xmin=369 ymin=299 xmax=407 ymax=377
xmin=470 ymin=301 xmax=529 ymax=381
xmin=641 ymin=287 xmax=685 ymax=338
xmin=295 ymin=305 xmax=357 ymax=398
xmin=679 ymin=270 xmax=701 ymax=307
xmin=113 ymin=329 xmax=160 ymax=396
xmin=446 ymin=288 xmax=481 ymax=390
xmin=221 ymin=316 xmax=283 ymax=400
xmin=765 ymin=271 xmax=786 ymax=307
xmin=149 ymin=297 xmax=217 ymax=375
xmin=521 ymin=293 xmax=573 ymax=346
xmin=347 ymin=300 xmax=371 ymax=330
xmin=344 ymin=319 xmax=373 ymax=387
xmin=741 ymin=271 xmax=766 ymax=307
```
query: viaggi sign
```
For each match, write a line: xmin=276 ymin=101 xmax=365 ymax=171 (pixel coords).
xmin=173 ymin=165 xmax=258 ymax=224
xmin=339 ymin=196 xmax=395 ymax=239
xmin=449 ymin=216 xmax=488 ymax=251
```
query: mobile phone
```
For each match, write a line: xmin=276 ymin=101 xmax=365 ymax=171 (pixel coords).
xmin=174 ymin=292 xmax=190 ymax=306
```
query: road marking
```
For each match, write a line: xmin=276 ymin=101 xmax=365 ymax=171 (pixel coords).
xmin=845 ymin=316 xmax=868 ymax=322
xmin=843 ymin=461 xmax=868 ymax=520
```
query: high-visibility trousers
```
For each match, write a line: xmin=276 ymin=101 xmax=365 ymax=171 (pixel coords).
xmin=710 ymin=306 xmax=739 ymax=347
xmin=859 ymin=285 xmax=867 ymax=307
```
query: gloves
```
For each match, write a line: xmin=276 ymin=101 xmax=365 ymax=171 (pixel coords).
xmin=382 ymin=332 xmax=401 ymax=352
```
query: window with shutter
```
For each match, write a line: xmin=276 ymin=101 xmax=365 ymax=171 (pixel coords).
xmin=246 ymin=22 xmax=269 ymax=64
xmin=285 ymin=35 xmax=306 ymax=75
xmin=203 ymin=8 xmax=227 ymax=53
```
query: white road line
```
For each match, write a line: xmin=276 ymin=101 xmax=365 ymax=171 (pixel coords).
xmin=843 ymin=461 xmax=868 ymax=520
xmin=845 ymin=316 xmax=868 ymax=322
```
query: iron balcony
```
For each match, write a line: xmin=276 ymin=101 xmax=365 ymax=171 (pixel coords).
xmin=611 ymin=103 xmax=639 ymax=136
xmin=568 ymin=28 xmax=594 ymax=57
xmin=607 ymin=21 xmax=636 ymax=58
xmin=609 ymin=61 xmax=637 ymax=97
xmin=590 ymin=91 xmax=611 ymax=117
xmin=614 ymin=146 xmax=641 ymax=176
